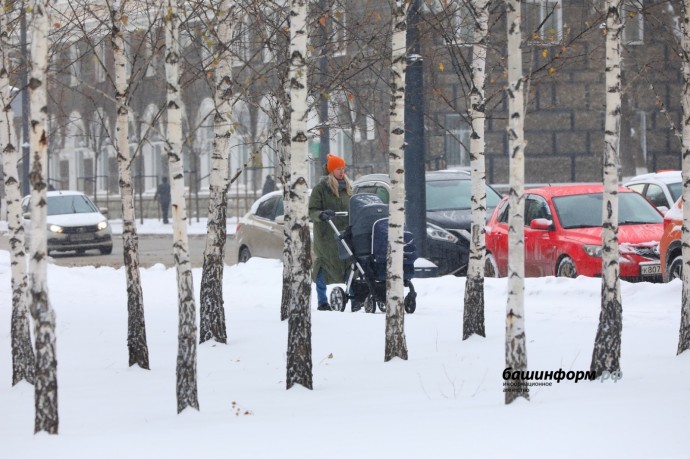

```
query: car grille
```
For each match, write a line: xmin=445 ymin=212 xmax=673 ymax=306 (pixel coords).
xmin=62 ymin=225 xmax=99 ymax=234
xmin=630 ymin=246 xmax=659 ymax=260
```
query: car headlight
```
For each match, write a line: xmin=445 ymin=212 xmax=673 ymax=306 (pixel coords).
xmin=48 ymin=224 xmax=64 ymax=233
xmin=427 ymin=222 xmax=458 ymax=243
xmin=97 ymin=221 xmax=109 ymax=231
xmin=583 ymin=244 xmax=602 ymax=258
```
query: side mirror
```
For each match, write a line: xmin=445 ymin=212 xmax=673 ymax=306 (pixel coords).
xmin=99 ymin=207 xmax=109 ymax=217
xmin=530 ymin=218 xmax=553 ymax=230
xmin=275 ymin=214 xmax=285 ymax=225
xmin=23 ymin=212 xmax=31 ymax=220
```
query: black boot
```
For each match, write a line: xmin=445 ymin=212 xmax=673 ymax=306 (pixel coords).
xmin=317 ymin=303 xmax=331 ymax=311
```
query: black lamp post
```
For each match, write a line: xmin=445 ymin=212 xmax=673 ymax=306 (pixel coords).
xmin=404 ymin=0 xmax=427 ymax=258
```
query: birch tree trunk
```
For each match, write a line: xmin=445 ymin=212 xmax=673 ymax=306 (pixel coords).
xmin=1 ymin=1 xmax=35 ymax=387
xmin=111 ymin=0 xmax=150 ymax=370
xmin=384 ymin=0 xmax=410 ymax=363
xmin=165 ymin=0 xmax=199 ymax=411
xmin=504 ymin=0 xmax=529 ymax=404
xmin=279 ymin=104 xmax=292 ymax=323
xmin=199 ymin=0 xmax=234 ymax=344
xmin=28 ymin=0 xmax=58 ymax=433
xmin=677 ymin=0 xmax=690 ymax=354
xmin=591 ymin=0 xmax=623 ymax=375
xmin=462 ymin=0 xmax=490 ymax=340
xmin=285 ymin=0 xmax=313 ymax=390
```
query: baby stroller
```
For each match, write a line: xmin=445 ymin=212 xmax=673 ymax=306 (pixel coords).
xmin=324 ymin=193 xmax=417 ymax=314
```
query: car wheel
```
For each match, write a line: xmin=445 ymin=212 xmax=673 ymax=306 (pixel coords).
xmin=557 ymin=256 xmax=577 ymax=278
xmin=239 ymin=246 xmax=251 ymax=263
xmin=100 ymin=245 xmax=113 ymax=255
xmin=668 ymin=255 xmax=683 ymax=282
xmin=485 ymin=253 xmax=499 ymax=278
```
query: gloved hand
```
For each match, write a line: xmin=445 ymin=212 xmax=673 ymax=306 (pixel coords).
xmin=319 ymin=209 xmax=336 ymax=221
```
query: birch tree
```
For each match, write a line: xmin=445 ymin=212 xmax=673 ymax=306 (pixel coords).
xmin=384 ymin=0 xmax=410 ymax=362
xmin=1 ymin=0 xmax=35 ymax=387
xmin=199 ymin=0 xmax=235 ymax=344
xmin=164 ymin=0 xmax=198 ymax=411
xmin=591 ymin=0 xmax=623 ymax=375
xmin=462 ymin=0 xmax=491 ymax=340
xmin=678 ymin=0 xmax=690 ymax=355
xmin=111 ymin=0 xmax=150 ymax=369
xmin=285 ymin=0 xmax=313 ymax=390
xmin=28 ymin=0 xmax=58 ymax=433
xmin=504 ymin=0 xmax=529 ymax=404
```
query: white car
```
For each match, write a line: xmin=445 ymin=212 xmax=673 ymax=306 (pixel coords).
xmin=22 ymin=190 xmax=113 ymax=256
xmin=623 ymin=170 xmax=681 ymax=213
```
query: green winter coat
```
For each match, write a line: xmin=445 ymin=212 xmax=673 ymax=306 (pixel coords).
xmin=309 ymin=176 xmax=351 ymax=284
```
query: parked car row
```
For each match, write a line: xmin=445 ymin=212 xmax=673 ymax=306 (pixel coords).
xmin=235 ymin=168 xmax=686 ymax=284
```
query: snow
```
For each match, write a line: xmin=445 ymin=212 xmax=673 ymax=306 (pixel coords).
xmin=107 ymin=217 xmax=239 ymax=236
xmin=1 ymin=239 xmax=689 ymax=458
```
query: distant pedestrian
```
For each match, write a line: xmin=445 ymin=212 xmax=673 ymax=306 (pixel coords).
xmin=262 ymin=174 xmax=276 ymax=196
xmin=154 ymin=177 xmax=171 ymax=223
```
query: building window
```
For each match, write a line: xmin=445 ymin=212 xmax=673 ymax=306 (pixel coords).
xmin=145 ymin=39 xmax=157 ymax=77
xmin=444 ymin=114 xmax=470 ymax=167
xmin=94 ymin=41 xmax=106 ymax=83
xmin=365 ymin=115 xmax=376 ymax=141
xmin=622 ymin=0 xmax=644 ymax=45
xmin=332 ymin=8 xmax=347 ymax=56
xmin=69 ymin=46 xmax=81 ymax=87
xmin=450 ymin=1 xmax=474 ymax=46
xmin=233 ymin=15 xmax=250 ymax=65
xmin=523 ymin=0 xmax=562 ymax=45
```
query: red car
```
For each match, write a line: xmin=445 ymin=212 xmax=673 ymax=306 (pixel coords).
xmin=485 ymin=185 xmax=664 ymax=281
xmin=659 ymin=197 xmax=682 ymax=282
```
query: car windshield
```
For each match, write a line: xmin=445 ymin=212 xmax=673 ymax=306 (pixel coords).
xmin=668 ymin=182 xmax=681 ymax=202
xmin=425 ymin=179 xmax=502 ymax=211
xmin=47 ymin=195 xmax=98 ymax=216
xmin=553 ymin=192 xmax=663 ymax=229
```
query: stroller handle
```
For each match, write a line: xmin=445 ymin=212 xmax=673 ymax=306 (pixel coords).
xmin=334 ymin=211 xmax=348 ymax=217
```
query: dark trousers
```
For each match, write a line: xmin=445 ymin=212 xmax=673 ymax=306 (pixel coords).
xmin=160 ymin=201 xmax=170 ymax=223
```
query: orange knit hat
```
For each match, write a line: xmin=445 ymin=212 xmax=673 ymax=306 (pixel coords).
xmin=326 ymin=154 xmax=346 ymax=173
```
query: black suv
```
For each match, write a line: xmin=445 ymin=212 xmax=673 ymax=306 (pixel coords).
xmin=352 ymin=170 xmax=502 ymax=276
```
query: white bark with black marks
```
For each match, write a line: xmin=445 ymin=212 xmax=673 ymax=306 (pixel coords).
xmin=463 ymin=0 xmax=490 ymax=341
xmin=200 ymin=0 xmax=235 ymax=344
xmin=591 ymin=0 xmax=623 ymax=376
xmin=165 ymin=0 xmax=199 ymax=412
xmin=285 ymin=0 xmax=313 ymax=390
xmin=677 ymin=0 xmax=690 ymax=355
xmin=28 ymin=0 xmax=58 ymax=433
xmin=1 ymin=1 xmax=35 ymax=387
xmin=504 ymin=0 xmax=529 ymax=404
xmin=384 ymin=0 xmax=410 ymax=363
xmin=111 ymin=0 xmax=150 ymax=370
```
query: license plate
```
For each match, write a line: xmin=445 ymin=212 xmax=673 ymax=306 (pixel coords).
xmin=640 ymin=262 xmax=661 ymax=276
xmin=71 ymin=233 xmax=94 ymax=242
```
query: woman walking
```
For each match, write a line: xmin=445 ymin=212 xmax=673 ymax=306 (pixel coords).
xmin=308 ymin=154 xmax=352 ymax=311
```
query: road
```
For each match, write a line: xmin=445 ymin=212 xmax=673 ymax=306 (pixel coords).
xmin=0 ymin=232 xmax=239 ymax=269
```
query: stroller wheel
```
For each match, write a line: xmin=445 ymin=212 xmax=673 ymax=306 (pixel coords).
xmin=329 ymin=287 xmax=347 ymax=312
xmin=404 ymin=292 xmax=416 ymax=314
xmin=364 ymin=295 xmax=377 ymax=314
xmin=377 ymin=301 xmax=386 ymax=313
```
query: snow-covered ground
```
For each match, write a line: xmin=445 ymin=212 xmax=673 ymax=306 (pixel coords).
xmin=1 ymin=250 xmax=688 ymax=458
